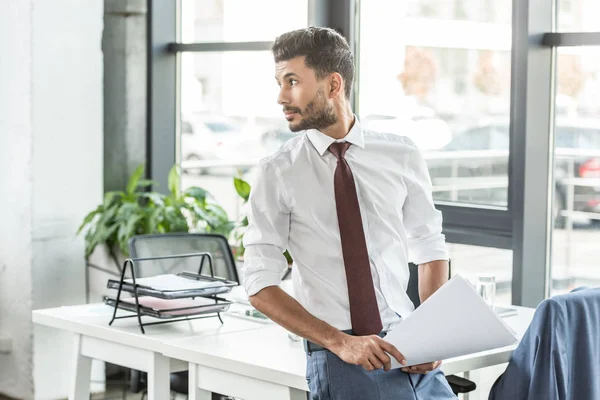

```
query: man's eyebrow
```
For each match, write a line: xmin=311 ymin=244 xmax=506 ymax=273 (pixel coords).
xmin=276 ymin=72 xmax=300 ymax=81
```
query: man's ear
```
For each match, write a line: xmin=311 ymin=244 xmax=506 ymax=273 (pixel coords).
xmin=328 ymin=73 xmax=344 ymax=98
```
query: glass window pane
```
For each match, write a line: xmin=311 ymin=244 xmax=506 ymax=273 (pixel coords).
xmin=551 ymin=47 xmax=600 ymax=296
xmin=448 ymin=243 xmax=513 ymax=304
xmin=180 ymin=51 xmax=291 ymax=220
xmin=359 ymin=1 xmax=512 ymax=207
xmin=406 ymin=0 xmax=511 ymax=24
xmin=557 ymin=0 xmax=600 ymax=32
xmin=181 ymin=0 xmax=308 ymax=43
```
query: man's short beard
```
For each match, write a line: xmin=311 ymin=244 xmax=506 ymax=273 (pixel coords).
xmin=289 ymin=89 xmax=338 ymax=132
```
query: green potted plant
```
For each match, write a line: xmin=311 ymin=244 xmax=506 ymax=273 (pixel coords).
xmin=230 ymin=174 xmax=293 ymax=265
xmin=78 ymin=163 xmax=234 ymax=301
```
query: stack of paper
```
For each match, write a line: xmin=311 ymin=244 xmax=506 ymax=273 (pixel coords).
xmin=384 ymin=275 xmax=518 ymax=368
xmin=125 ymin=274 xmax=225 ymax=292
xmin=121 ymin=296 xmax=226 ymax=316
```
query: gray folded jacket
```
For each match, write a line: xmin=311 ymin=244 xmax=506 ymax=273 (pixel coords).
xmin=489 ymin=286 xmax=600 ymax=400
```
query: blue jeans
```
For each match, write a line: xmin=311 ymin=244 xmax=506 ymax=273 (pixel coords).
xmin=306 ymin=350 xmax=457 ymax=400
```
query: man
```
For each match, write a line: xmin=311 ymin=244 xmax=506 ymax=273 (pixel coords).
xmin=242 ymin=26 xmax=456 ymax=399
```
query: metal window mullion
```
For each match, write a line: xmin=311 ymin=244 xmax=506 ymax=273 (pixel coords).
xmin=168 ymin=41 xmax=274 ymax=52
xmin=148 ymin=0 xmax=178 ymax=194
xmin=510 ymin=0 xmax=555 ymax=307
xmin=439 ymin=204 xmax=513 ymax=249
xmin=543 ymin=32 xmax=600 ymax=46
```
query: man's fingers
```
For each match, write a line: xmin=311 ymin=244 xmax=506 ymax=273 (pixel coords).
xmin=367 ymin=336 xmax=392 ymax=370
xmin=402 ymin=361 xmax=442 ymax=374
xmin=371 ymin=345 xmax=392 ymax=371
xmin=360 ymin=358 xmax=376 ymax=371
xmin=377 ymin=338 xmax=407 ymax=365
xmin=421 ymin=360 xmax=442 ymax=370
xmin=368 ymin=355 xmax=384 ymax=370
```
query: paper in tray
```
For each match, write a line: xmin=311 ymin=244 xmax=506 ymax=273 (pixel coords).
xmin=104 ymin=296 xmax=231 ymax=319
xmin=125 ymin=274 xmax=225 ymax=291
xmin=106 ymin=273 xmax=236 ymax=299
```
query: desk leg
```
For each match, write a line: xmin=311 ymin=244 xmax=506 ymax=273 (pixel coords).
xmin=147 ymin=353 xmax=171 ymax=400
xmin=287 ymin=387 xmax=307 ymax=400
xmin=69 ymin=334 xmax=92 ymax=400
xmin=462 ymin=371 xmax=470 ymax=400
xmin=188 ymin=363 xmax=212 ymax=400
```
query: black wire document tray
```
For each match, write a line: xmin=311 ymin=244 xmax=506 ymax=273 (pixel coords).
xmin=107 ymin=252 xmax=238 ymax=333
xmin=104 ymin=296 xmax=232 ymax=319
xmin=106 ymin=272 xmax=236 ymax=299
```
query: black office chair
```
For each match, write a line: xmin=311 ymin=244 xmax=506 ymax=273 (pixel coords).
xmin=127 ymin=233 xmax=239 ymax=399
xmin=407 ymin=262 xmax=477 ymax=395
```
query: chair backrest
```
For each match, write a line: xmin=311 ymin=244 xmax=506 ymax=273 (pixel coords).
xmin=407 ymin=263 xmax=421 ymax=308
xmin=128 ymin=233 xmax=239 ymax=283
xmin=406 ymin=261 xmax=452 ymax=309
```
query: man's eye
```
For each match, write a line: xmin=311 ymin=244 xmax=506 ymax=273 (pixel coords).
xmin=290 ymin=79 xmax=298 ymax=86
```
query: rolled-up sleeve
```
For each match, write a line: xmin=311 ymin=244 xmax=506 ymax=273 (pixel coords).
xmin=402 ymin=140 xmax=449 ymax=265
xmin=242 ymin=160 xmax=292 ymax=296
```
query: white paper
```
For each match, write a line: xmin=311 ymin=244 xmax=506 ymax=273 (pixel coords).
xmin=124 ymin=274 xmax=225 ymax=291
xmin=384 ymin=274 xmax=518 ymax=368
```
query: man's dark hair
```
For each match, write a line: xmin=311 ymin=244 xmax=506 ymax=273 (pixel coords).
xmin=272 ymin=26 xmax=354 ymax=99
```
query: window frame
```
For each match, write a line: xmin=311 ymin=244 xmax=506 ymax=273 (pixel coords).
xmin=148 ymin=0 xmax=600 ymax=307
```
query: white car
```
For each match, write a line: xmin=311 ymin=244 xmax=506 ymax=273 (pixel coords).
xmin=361 ymin=115 xmax=452 ymax=151
xmin=181 ymin=114 xmax=260 ymax=174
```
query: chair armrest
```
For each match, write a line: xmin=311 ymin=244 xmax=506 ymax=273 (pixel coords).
xmin=445 ymin=374 xmax=477 ymax=394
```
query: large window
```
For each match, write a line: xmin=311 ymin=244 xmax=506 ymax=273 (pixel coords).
xmin=178 ymin=1 xmax=308 ymax=221
xmin=359 ymin=1 xmax=512 ymax=207
xmin=181 ymin=51 xmax=287 ymax=218
xmin=359 ymin=1 xmax=515 ymax=300
xmin=181 ymin=0 xmax=308 ymax=43
xmin=551 ymin=47 xmax=600 ymax=295
xmin=449 ymin=243 xmax=512 ymax=304
xmin=406 ymin=0 xmax=511 ymax=24
xmin=150 ymin=0 xmax=600 ymax=308
xmin=557 ymin=0 xmax=600 ymax=32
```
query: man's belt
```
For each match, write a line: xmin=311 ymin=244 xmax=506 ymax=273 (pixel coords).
xmin=303 ymin=329 xmax=388 ymax=353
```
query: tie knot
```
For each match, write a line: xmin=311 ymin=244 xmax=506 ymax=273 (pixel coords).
xmin=329 ymin=141 xmax=351 ymax=159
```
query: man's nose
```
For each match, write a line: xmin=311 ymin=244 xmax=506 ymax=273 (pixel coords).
xmin=277 ymin=89 xmax=289 ymax=105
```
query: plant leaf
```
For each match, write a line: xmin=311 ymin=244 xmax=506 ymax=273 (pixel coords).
xmin=184 ymin=187 xmax=209 ymax=203
xmin=140 ymin=192 xmax=166 ymax=206
xmin=77 ymin=205 xmax=102 ymax=234
xmin=137 ymin=179 xmax=158 ymax=189
xmin=233 ymin=177 xmax=251 ymax=202
xmin=168 ymin=165 xmax=181 ymax=199
xmin=126 ymin=164 xmax=145 ymax=195
xmin=205 ymin=203 xmax=230 ymax=224
xmin=103 ymin=191 xmax=124 ymax=208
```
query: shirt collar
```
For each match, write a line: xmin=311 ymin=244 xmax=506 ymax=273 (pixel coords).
xmin=306 ymin=115 xmax=365 ymax=157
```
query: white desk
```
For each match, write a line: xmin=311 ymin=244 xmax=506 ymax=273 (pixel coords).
xmin=162 ymin=306 xmax=536 ymax=400
xmin=32 ymin=303 xmax=267 ymax=400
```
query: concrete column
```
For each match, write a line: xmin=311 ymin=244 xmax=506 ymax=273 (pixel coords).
xmin=0 ymin=1 xmax=34 ymax=398
xmin=103 ymin=0 xmax=148 ymax=191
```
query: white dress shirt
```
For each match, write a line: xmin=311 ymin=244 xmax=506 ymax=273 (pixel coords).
xmin=242 ymin=117 xmax=449 ymax=331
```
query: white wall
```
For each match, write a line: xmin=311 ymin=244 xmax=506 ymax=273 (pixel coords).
xmin=0 ymin=0 xmax=35 ymax=398
xmin=0 ymin=1 xmax=103 ymax=398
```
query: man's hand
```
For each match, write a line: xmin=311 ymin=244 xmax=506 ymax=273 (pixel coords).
xmin=329 ymin=334 xmax=407 ymax=372
xmin=401 ymin=360 xmax=442 ymax=374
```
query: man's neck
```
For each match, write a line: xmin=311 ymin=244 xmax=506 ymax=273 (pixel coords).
xmin=320 ymin=106 xmax=355 ymax=140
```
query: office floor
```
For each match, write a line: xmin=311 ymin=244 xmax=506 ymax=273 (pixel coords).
xmin=94 ymin=370 xmax=499 ymax=400
xmin=89 ymin=368 xmax=190 ymax=400
xmin=95 ymin=369 xmax=233 ymax=400
xmin=93 ymin=391 xmax=187 ymax=400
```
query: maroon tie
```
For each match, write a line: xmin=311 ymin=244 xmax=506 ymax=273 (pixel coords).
xmin=329 ymin=141 xmax=383 ymax=336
